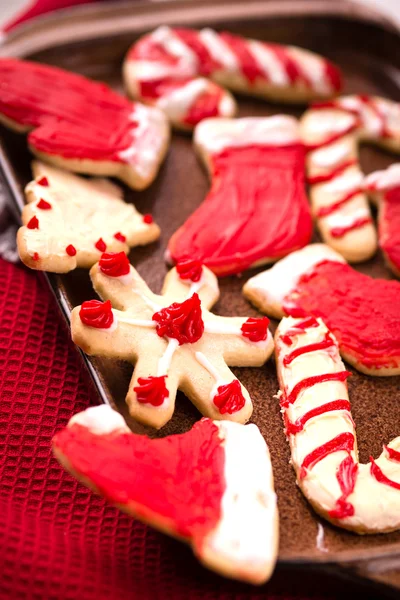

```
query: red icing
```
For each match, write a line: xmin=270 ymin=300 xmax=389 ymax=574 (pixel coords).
xmin=37 ymin=176 xmax=49 ymax=186
xmin=329 ymin=455 xmax=358 ymax=519
xmin=143 ymin=214 xmax=153 ymax=224
xmin=66 ymin=244 xmax=77 ymax=257
xmin=213 ymin=380 xmax=246 ymax=415
xmin=241 ymin=317 xmax=270 ymax=342
xmin=0 ymin=58 xmax=140 ymax=163
xmin=152 ymin=293 xmax=204 ymax=345
xmin=385 ymin=445 xmax=400 ymax=462
xmin=27 ymin=216 xmax=39 ymax=229
xmin=281 ymin=316 xmax=319 ymax=345
xmin=176 ymin=258 xmax=203 ymax=282
xmin=183 ymin=86 xmax=224 ymax=127
xmin=220 ymin=32 xmax=265 ymax=83
xmin=324 ymin=61 xmax=342 ymax=93
xmin=79 ymin=299 xmax=114 ymax=329
xmin=315 ymin=188 xmax=362 ymax=218
xmin=99 ymin=252 xmax=130 ymax=277
xmin=53 ymin=418 xmax=225 ymax=548
xmin=32 ymin=252 xmax=39 ymax=261
xmin=299 ymin=432 xmax=354 ymax=480
xmin=285 ymin=400 xmax=351 ymax=435
xmin=114 ymin=232 xmax=126 ymax=243
xmin=281 ymin=371 xmax=351 ymax=408
xmin=173 ymin=29 xmax=222 ymax=75
xmin=95 ymin=238 xmax=107 ymax=252
xmin=330 ymin=216 xmax=372 ymax=238
xmin=283 ymin=333 xmax=334 ymax=366
xmin=134 ymin=375 xmax=169 ymax=406
xmin=380 ymin=187 xmax=400 ymax=273
xmin=307 ymin=159 xmax=357 ymax=185
xmin=168 ymin=144 xmax=312 ymax=276
xmin=370 ymin=457 xmax=400 ymax=491
xmin=283 ymin=260 xmax=400 ymax=369
xmin=37 ymin=198 xmax=51 ymax=210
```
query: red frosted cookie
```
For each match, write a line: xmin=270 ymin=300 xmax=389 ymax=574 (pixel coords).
xmin=243 ymin=244 xmax=400 ymax=375
xmin=124 ymin=26 xmax=342 ymax=129
xmin=53 ymin=405 xmax=278 ymax=584
xmin=0 ymin=58 xmax=169 ymax=189
xmin=167 ymin=116 xmax=313 ymax=276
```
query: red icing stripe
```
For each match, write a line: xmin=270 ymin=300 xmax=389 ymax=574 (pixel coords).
xmin=267 ymin=44 xmax=305 ymax=85
xmin=305 ymin=124 xmax=359 ymax=152
xmin=219 ymin=32 xmax=265 ymax=83
xmin=283 ymin=333 xmax=334 ymax=366
xmin=307 ymin=159 xmax=357 ymax=185
xmin=299 ymin=432 xmax=355 ymax=479
xmin=330 ymin=216 xmax=373 ymax=239
xmin=282 ymin=371 xmax=351 ymax=408
xmin=53 ymin=419 xmax=225 ymax=546
xmin=183 ymin=87 xmax=224 ymax=127
xmin=315 ymin=188 xmax=362 ymax=218
xmin=328 ymin=455 xmax=358 ymax=519
xmin=324 ymin=61 xmax=342 ymax=93
xmin=370 ymin=457 xmax=400 ymax=491
xmin=385 ymin=445 xmax=400 ymax=462
xmin=134 ymin=375 xmax=169 ymax=406
xmin=281 ymin=316 xmax=319 ymax=345
xmin=285 ymin=399 xmax=351 ymax=435
xmin=173 ymin=29 xmax=222 ymax=75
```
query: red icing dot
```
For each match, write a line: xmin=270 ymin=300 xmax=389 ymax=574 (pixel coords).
xmin=134 ymin=375 xmax=169 ymax=406
xmin=37 ymin=198 xmax=52 ymax=210
xmin=152 ymin=293 xmax=204 ymax=345
xmin=32 ymin=252 xmax=39 ymax=261
xmin=143 ymin=214 xmax=153 ymax=224
xmin=95 ymin=238 xmax=107 ymax=252
xmin=114 ymin=232 xmax=126 ymax=243
xmin=66 ymin=244 xmax=77 ymax=256
xmin=27 ymin=216 xmax=39 ymax=229
xmin=79 ymin=299 xmax=114 ymax=329
xmin=37 ymin=176 xmax=49 ymax=187
xmin=176 ymin=258 xmax=203 ymax=282
xmin=213 ymin=380 xmax=246 ymax=415
xmin=99 ymin=252 xmax=130 ymax=277
xmin=241 ymin=317 xmax=270 ymax=342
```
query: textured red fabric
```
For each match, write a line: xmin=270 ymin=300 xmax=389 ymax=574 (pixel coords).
xmin=0 ymin=257 xmax=377 ymax=599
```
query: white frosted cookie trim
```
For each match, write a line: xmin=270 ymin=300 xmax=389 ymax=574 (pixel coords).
xmin=287 ymin=47 xmax=331 ymax=95
xmin=156 ymin=78 xmax=211 ymax=121
xmin=324 ymin=207 xmax=371 ymax=229
xmin=198 ymin=28 xmax=240 ymax=73
xmin=157 ymin=338 xmax=179 ymax=376
xmin=364 ymin=164 xmax=400 ymax=191
xmin=248 ymin=41 xmax=289 ymax=86
xmin=323 ymin=170 xmax=363 ymax=194
xmin=218 ymin=93 xmax=236 ymax=118
xmin=310 ymin=139 xmax=351 ymax=169
xmin=304 ymin=111 xmax=356 ymax=138
xmin=151 ymin=26 xmax=198 ymax=69
xmin=68 ymin=405 xmax=130 ymax=435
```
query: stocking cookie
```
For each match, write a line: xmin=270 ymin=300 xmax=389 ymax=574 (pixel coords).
xmin=301 ymin=95 xmax=400 ymax=262
xmin=17 ymin=161 xmax=160 ymax=272
xmin=364 ymin=164 xmax=400 ymax=277
xmin=167 ymin=116 xmax=312 ymax=276
xmin=53 ymin=405 xmax=278 ymax=584
xmin=243 ymin=244 xmax=400 ymax=375
xmin=275 ymin=316 xmax=400 ymax=533
xmin=71 ymin=254 xmax=274 ymax=428
xmin=124 ymin=26 xmax=342 ymax=129
xmin=0 ymin=58 xmax=169 ymax=189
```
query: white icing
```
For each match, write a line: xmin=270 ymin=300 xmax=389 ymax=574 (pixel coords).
xmin=198 ymin=28 xmax=240 ymax=73
xmin=205 ymin=421 xmax=278 ymax=575
xmin=195 ymin=351 xmax=222 ymax=383
xmin=287 ymin=47 xmax=331 ymax=94
xmin=324 ymin=207 xmax=371 ymax=230
xmin=218 ymin=93 xmax=236 ymax=118
xmin=157 ymin=338 xmax=179 ymax=376
xmin=304 ymin=110 xmax=356 ymax=138
xmin=204 ymin=321 xmax=243 ymax=336
xmin=248 ymin=41 xmax=289 ymax=86
xmin=310 ymin=139 xmax=350 ymax=169
xmin=68 ymin=405 xmax=130 ymax=434
xmin=114 ymin=312 xmax=155 ymax=328
xmin=364 ymin=163 xmax=400 ymax=191
xmin=151 ymin=25 xmax=198 ymax=73
xmin=322 ymin=170 xmax=363 ymax=194
xmin=195 ymin=116 xmax=300 ymax=155
xmin=129 ymin=59 xmax=179 ymax=81
xmin=156 ymin=78 xmax=211 ymax=121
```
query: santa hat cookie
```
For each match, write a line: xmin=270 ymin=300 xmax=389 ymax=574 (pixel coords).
xmin=71 ymin=254 xmax=274 ymax=428
xmin=53 ymin=405 xmax=279 ymax=584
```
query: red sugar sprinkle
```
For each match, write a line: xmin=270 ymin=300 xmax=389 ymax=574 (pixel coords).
xmin=95 ymin=238 xmax=107 ymax=252
xmin=32 ymin=252 xmax=40 ymax=261
xmin=37 ymin=198 xmax=52 ymax=210
xmin=27 ymin=216 xmax=39 ymax=229
xmin=143 ymin=214 xmax=153 ymax=224
xmin=114 ymin=232 xmax=126 ymax=242
xmin=37 ymin=176 xmax=49 ymax=187
xmin=66 ymin=244 xmax=77 ymax=256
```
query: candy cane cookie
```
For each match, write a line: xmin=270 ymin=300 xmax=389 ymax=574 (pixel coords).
xmin=364 ymin=164 xmax=400 ymax=277
xmin=301 ymin=95 xmax=400 ymax=262
xmin=0 ymin=58 xmax=169 ymax=190
xmin=124 ymin=26 xmax=342 ymax=129
xmin=243 ymin=244 xmax=400 ymax=376
xmin=53 ymin=405 xmax=279 ymax=584
xmin=275 ymin=316 xmax=400 ymax=534
xmin=167 ymin=116 xmax=312 ymax=276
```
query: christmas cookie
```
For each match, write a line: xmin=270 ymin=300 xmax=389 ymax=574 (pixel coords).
xmin=243 ymin=244 xmax=400 ymax=376
xmin=0 ymin=58 xmax=169 ymax=189
xmin=301 ymin=95 xmax=400 ymax=262
xmin=364 ymin=164 xmax=400 ymax=277
xmin=71 ymin=255 xmax=274 ymax=428
xmin=167 ymin=116 xmax=312 ymax=276
xmin=124 ymin=26 xmax=342 ymax=129
xmin=275 ymin=316 xmax=400 ymax=533
xmin=53 ymin=405 xmax=278 ymax=584
xmin=17 ymin=161 xmax=160 ymax=273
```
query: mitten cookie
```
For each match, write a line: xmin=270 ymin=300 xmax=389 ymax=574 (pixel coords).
xmin=301 ymin=95 xmax=400 ymax=262
xmin=364 ymin=164 xmax=400 ymax=277
xmin=124 ymin=26 xmax=342 ymax=129
xmin=71 ymin=254 xmax=274 ymax=428
xmin=17 ymin=161 xmax=160 ymax=273
xmin=243 ymin=244 xmax=400 ymax=376
xmin=53 ymin=405 xmax=278 ymax=584
xmin=275 ymin=316 xmax=400 ymax=534
xmin=0 ymin=58 xmax=169 ymax=189
xmin=167 ymin=116 xmax=312 ymax=276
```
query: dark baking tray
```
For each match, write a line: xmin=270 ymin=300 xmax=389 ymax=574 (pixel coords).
xmin=1 ymin=0 xmax=400 ymax=595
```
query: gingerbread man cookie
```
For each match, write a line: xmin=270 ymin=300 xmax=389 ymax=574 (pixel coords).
xmin=17 ymin=161 xmax=160 ymax=273
xmin=364 ymin=164 xmax=400 ymax=277
xmin=71 ymin=254 xmax=274 ymax=428
xmin=0 ymin=58 xmax=169 ymax=189
xmin=301 ymin=95 xmax=400 ymax=262
xmin=124 ymin=26 xmax=342 ymax=129
xmin=53 ymin=405 xmax=278 ymax=584
xmin=167 ymin=116 xmax=312 ymax=276
xmin=275 ymin=316 xmax=400 ymax=534
xmin=243 ymin=244 xmax=400 ymax=376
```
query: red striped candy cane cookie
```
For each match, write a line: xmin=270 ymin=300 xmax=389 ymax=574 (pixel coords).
xmin=124 ymin=26 xmax=342 ymax=129
xmin=0 ymin=58 xmax=169 ymax=190
xmin=275 ymin=316 xmax=400 ymax=533
xmin=167 ymin=116 xmax=312 ymax=276
xmin=364 ymin=164 xmax=400 ymax=277
xmin=243 ymin=244 xmax=400 ymax=376
xmin=53 ymin=405 xmax=279 ymax=584
xmin=301 ymin=95 xmax=400 ymax=262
